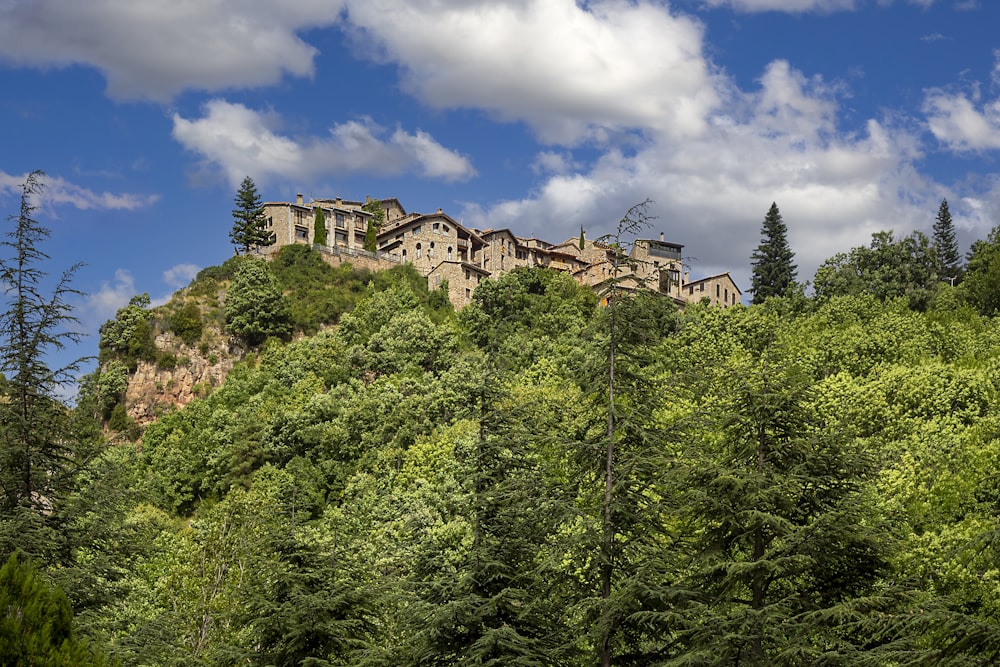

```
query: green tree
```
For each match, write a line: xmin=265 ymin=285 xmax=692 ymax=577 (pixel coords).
xmin=933 ymin=198 xmax=962 ymax=284
xmin=313 ymin=206 xmax=328 ymax=246
xmin=664 ymin=351 xmax=894 ymax=665
xmin=230 ymin=176 xmax=275 ymax=253
xmin=224 ymin=258 xmax=292 ymax=346
xmin=750 ymin=202 xmax=797 ymax=303
xmin=961 ymin=225 xmax=1000 ymax=315
xmin=97 ymin=293 xmax=155 ymax=370
xmin=0 ymin=554 xmax=113 ymax=666
xmin=0 ymin=171 xmax=86 ymax=514
xmin=814 ymin=230 xmax=938 ymax=310
xmin=363 ymin=198 xmax=386 ymax=252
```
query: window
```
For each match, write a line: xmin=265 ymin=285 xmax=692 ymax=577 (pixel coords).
xmin=724 ymin=288 xmax=728 ymax=302
xmin=716 ymin=284 xmax=720 ymax=298
xmin=699 ymin=283 xmax=705 ymax=292
xmin=335 ymin=213 xmax=346 ymax=229
xmin=266 ymin=216 xmax=273 ymax=228
xmin=465 ymin=269 xmax=470 ymax=280
xmin=443 ymin=225 xmax=450 ymax=234
xmin=688 ymin=285 xmax=694 ymax=295
xmin=295 ymin=226 xmax=308 ymax=240
xmin=416 ymin=243 xmax=422 ymax=258
xmin=413 ymin=225 xmax=421 ymax=235
xmin=402 ymin=249 xmax=407 ymax=260
xmin=433 ymin=222 xmax=440 ymax=233
xmin=465 ymin=288 xmax=470 ymax=299
xmin=448 ymin=246 xmax=453 ymax=261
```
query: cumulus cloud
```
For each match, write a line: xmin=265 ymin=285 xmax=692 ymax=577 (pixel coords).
xmin=923 ymin=90 xmax=1000 ymax=151
xmin=0 ymin=171 xmax=158 ymax=211
xmin=0 ymin=0 xmax=345 ymax=100
xmin=172 ymin=100 xmax=476 ymax=186
xmin=342 ymin=0 xmax=718 ymax=144
xmin=163 ymin=264 xmax=201 ymax=289
xmin=460 ymin=59 xmax=937 ymax=292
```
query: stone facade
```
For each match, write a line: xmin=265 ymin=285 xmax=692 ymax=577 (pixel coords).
xmin=262 ymin=194 xmax=742 ymax=310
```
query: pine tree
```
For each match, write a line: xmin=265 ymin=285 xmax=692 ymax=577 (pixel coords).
xmin=230 ymin=176 xmax=275 ymax=253
xmin=750 ymin=203 xmax=797 ymax=304
xmin=933 ymin=198 xmax=961 ymax=284
xmin=312 ymin=207 xmax=327 ymax=246
xmin=0 ymin=171 xmax=85 ymax=515
xmin=363 ymin=198 xmax=385 ymax=253
xmin=664 ymin=349 xmax=896 ymax=665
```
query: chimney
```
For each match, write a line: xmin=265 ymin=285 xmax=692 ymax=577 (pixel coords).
xmin=437 ymin=207 xmax=443 ymax=214
xmin=659 ymin=232 xmax=664 ymax=242
xmin=335 ymin=197 xmax=342 ymax=207
xmin=296 ymin=193 xmax=303 ymax=206
xmin=684 ymin=271 xmax=689 ymax=284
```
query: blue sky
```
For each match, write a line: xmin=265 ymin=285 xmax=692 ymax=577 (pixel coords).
xmin=0 ymin=0 xmax=998 ymax=383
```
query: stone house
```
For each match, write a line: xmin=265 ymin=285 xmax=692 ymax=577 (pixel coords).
xmin=261 ymin=194 xmax=742 ymax=310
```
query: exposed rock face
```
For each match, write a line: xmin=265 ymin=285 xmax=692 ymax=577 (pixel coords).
xmin=125 ymin=332 xmax=237 ymax=425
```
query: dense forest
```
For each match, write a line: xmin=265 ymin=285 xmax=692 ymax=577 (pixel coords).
xmin=10 ymin=182 xmax=1000 ymax=665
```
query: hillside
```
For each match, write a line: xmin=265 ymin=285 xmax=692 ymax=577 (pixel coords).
xmin=55 ymin=245 xmax=1000 ymax=665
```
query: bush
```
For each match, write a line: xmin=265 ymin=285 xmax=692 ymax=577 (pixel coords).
xmin=168 ymin=301 xmax=203 ymax=345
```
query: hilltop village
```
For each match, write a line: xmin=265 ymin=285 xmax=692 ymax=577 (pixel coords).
xmin=262 ymin=194 xmax=742 ymax=310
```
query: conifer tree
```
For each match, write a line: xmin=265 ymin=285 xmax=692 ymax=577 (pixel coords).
xmin=0 ymin=171 xmax=85 ymax=516
xmin=230 ymin=176 xmax=274 ymax=253
xmin=664 ymin=349 xmax=896 ymax=665
xmin=363 ymin=198 xmax=386 ymax=253
xmin=750 ymin=202 xmax=797 ymax=304
xmin=933 ymin=198 xmax=961 ymax=283
xmin=312 ymin=206 xmax=327 ymax=246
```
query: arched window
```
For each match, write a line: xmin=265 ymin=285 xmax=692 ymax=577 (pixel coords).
xmin=416 ymin=243 xmax=422 ymax=259
xmin=448 ymin=246 xmax=453 ymax=260
xmin=402 ymin=249 xmax=407 ymax=260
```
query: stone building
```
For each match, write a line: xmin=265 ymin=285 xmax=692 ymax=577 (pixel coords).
xmin=261 ymin=194 xmax=742 ymax=310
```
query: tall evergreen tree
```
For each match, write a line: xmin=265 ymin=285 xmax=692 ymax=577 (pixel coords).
xmin=933 ymin=198 xmax=962 ymax=283
xmin=0 ymin=171 xmax=85 ymax=516
xmin=750 ymin=203 xmax=797 ymax=304
xmin=312 ymin=206 xmax=327 ymax=246
xmin=363 ymin=198 xmax=386 ymax=253
xmin=663 ymin=349 xmax=896 ymax=665
xmin=230 ymin=176 xmax=275 ymax=253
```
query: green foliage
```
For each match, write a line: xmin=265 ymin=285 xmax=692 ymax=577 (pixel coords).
xmin=933 ymin=198 xmax=962 ymax=283
xmin=362 ymin=198 xmax=386 ymax=252
xmin=312 ymin=206 xmax=328 ymax=246
xmin=0 ymin=171 xmax=86 ymax=514
xmin=960 ymin=224 xmax=1000 ymax=316
xmin=224 ymin=257 xmax=292 ymax=347
xmin=229 ymin=176 xmax=274 ymax=253
xmin=750 ymin=202 xmax=797 ymax=303
xmin=268 ymin=244 xmax=373 ymax=333
xmin=0 ymin=554 xmax=114 ymax=666
xmin=98 ymin=293 xmax=155 ymax=369
xmin=166 ymin=301 xmax=203 ymax=346
xmin=814 ymin=230 xmax=939 ymax=310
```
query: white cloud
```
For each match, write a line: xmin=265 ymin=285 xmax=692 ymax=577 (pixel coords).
xmin=0 ymin=0 xmax=345 ymax=101
xmin=163 ymin=264 xmax=201 ymax=289
xmin=461 ymin=60 xmax=937 ymax=293
xmin=923 ymin=90 xmax=1000 ymax=151
xmin=0 ymin=171 xmax=158 ymax=210
xmin=172 ymin=100 xmax=476 ymax=186
xmin=81 ymin=269 xmax=137 ymax=329
xmin=342 ymin=0 xmax=718 ymax=144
